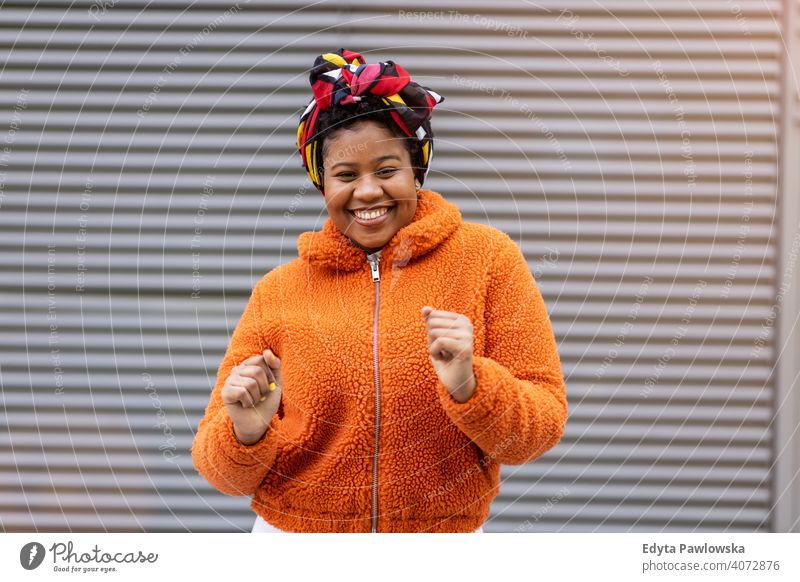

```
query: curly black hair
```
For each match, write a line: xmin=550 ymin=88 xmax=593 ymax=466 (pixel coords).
xmin=313 ymin=96 xmax=425 ymax=184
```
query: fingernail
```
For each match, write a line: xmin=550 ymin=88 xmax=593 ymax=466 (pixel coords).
xmin=260 ymin=395 xmax=267 ymax=401
xmin=268 ymin=382 xmax=276 ymax=392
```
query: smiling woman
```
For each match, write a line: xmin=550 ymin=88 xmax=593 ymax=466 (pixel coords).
xmin=303 ymin=56 xmax=436 ymax=254
xmin=322 ymin=121 xmax=419 ymax=254
xmin=191 ymin=48 xmax=568 ymax=533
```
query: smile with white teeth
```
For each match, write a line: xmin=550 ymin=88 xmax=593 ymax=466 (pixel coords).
xmin=352 ymin=207 xmax=391 ymax=220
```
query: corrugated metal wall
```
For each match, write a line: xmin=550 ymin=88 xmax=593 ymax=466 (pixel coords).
xmin=0 ymin=0 xmax=789 ymax=532
xmin=773 ymin=0 xmax=800 ymax=534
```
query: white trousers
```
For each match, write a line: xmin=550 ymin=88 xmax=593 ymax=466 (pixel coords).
xmin=252 ymin=514 xmax=484 ymax=533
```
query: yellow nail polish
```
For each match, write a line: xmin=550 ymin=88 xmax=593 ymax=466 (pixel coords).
xmin=260 ymin=395 xmax=267 ymax=401
xmin=268 ymin=382 xmax=277 ymax=392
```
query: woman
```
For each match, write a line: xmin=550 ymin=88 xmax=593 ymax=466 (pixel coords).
xmin=191 ymin=48 xmax=568 ymax=533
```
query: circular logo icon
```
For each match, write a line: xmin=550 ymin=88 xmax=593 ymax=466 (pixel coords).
xmin=20 ymin=542 xmax=46 ymax=570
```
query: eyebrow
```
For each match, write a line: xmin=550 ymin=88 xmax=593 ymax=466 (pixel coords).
xmin=329 ymin=155 xmax=402 ymax=171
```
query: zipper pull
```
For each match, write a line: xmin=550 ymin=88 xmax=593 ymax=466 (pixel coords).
xmin=368 ymin=254 xmax=380 ymax=282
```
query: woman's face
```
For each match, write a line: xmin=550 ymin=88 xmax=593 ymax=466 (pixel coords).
xmin=321 ymin=120 xmax=418 ymax=254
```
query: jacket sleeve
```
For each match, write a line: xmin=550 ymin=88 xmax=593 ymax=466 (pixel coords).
xmin=435 ymin=232 xmax=567 ymax=465
xmin=191 ymin=274 xmax=283 ymax=496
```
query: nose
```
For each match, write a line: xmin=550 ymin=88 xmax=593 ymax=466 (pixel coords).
xmin=352 ymin=170 xmax=384 ymax=202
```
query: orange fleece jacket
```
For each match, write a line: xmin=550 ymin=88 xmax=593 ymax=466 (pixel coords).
xmin=191 ymin=188 xmax=567 ymax=533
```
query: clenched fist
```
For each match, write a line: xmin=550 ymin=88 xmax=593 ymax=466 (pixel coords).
xmin=421 ymin=306 xmax=476 ymax=403
xmin=221 ymin=348 xmax=282 ymax=445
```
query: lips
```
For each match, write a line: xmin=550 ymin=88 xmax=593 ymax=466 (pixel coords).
xmin=349 ymin=205 xmax=394 ymax=227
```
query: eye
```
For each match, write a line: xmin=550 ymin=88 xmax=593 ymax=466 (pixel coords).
xmin=377 ymin=167 xmax=398 ymax=176
xmin=335 ymin=172 xmax=355 ymax=179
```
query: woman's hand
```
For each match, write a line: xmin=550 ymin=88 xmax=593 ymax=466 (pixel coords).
xmin=421 ymin=306 xmax=476 ymax=403
xmin=221 ymin=349 xmax=282 ymax=444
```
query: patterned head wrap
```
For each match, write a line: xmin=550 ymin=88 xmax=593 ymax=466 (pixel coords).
xmin=296 ymin=48 xmax=445 ymax=195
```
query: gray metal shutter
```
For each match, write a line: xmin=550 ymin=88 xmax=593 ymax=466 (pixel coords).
xmin=0 ymin=1 xmax=789 ymax=532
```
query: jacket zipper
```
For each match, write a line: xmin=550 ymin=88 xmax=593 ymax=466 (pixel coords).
xmin=367 ymin=251 xmax=381 ymax=533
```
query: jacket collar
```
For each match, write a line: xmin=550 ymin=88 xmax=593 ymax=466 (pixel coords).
xmin=297 ymin=188 xmax=462 ymax=272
